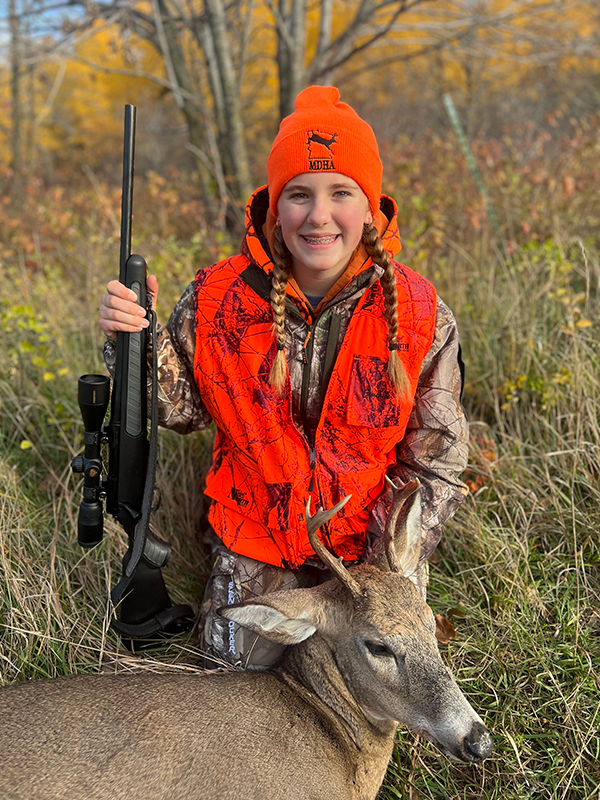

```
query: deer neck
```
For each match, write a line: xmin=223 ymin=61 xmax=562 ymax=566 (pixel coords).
xmin=276 ymin=635 xmax=397 ymax=753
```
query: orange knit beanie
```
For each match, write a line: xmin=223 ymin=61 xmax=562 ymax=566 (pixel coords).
xmin=267 ymin=86 xmax=383 ymax=216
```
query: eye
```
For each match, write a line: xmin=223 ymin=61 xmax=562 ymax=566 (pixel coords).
xmin=364 ymin=640 xmax=394 ymax=658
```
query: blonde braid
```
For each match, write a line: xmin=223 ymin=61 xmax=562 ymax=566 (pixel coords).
xmin=269 ymin=225 xmax=292 ymax=393
xmin=362 ymin=222 xmax=411 ymax=400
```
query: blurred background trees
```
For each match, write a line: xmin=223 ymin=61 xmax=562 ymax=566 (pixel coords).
xmin=1 ymin=0 xmax=599 ymax=222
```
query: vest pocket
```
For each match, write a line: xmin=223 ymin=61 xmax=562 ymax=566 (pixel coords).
xmin=346 ymin=354 xmax=403 ymax=429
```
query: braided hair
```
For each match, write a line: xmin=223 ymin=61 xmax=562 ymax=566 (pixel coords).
xmin=269 ymin=225 xmax=292 ymax=393
xmin=361 ymin=222 xmax=411 ymax=399
xmin=268 ymin=222 xmax=411 ymax=400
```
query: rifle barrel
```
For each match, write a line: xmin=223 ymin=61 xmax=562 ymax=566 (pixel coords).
xmin=119 ymin=104 xmax=136 ymax=284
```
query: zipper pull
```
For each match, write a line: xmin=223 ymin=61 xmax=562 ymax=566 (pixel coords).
xmin=308 ymin=446 xmax=316 ymax=493
xmin=302 ymin=328 xmax=313 ymax=365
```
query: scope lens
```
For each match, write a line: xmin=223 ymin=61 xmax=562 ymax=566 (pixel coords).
xmin=78 ymin=374 xmax=110 ymax=405
xmin=77 ymin=501 xmax=104 ymax=548
xmin=78 ymin=374 xmax=110 ymax=433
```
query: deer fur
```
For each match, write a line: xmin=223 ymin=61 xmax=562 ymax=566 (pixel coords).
xmin=0 ymin=481 xmax=492 ymax=800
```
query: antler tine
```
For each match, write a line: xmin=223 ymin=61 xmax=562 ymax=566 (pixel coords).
xmin=384 ymin=477 xmax=421 ymax=573
xmin=305 ymin=495 xmax=362 ymax=599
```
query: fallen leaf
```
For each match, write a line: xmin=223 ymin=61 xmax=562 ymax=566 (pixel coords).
xmin=435 ymin=615 xmax=457 ymax=643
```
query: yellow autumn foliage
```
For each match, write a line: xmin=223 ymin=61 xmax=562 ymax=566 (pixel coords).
xmin=49 ymin=24 xmax=162 ymax=163
xmin=344 ymin=0 xmax=599 ymax=109
xmin=0 ymin=0 xmax=597 ymax=171
xmin=0 ymin=21 xmax=162 ymax=169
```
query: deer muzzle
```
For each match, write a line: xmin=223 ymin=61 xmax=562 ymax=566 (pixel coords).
xmin=462 ymin=720 xmax=494 ymax=762
xmin=419 ymin=717 xmax=493 ymax=763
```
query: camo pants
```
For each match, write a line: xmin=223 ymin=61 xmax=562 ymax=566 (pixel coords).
xmin=199 ymin=530 xmax=336 ymax=668
xmin=199 ymin=529 xmax=429 ymax=670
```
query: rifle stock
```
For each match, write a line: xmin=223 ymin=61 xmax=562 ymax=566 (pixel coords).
xmin=106 ymin=254 xmax=148 ymax=534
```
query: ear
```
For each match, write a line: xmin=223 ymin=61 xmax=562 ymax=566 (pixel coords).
xmin=218 ymin=585 xmax=330 ymax=646
xmin=391 ymin=485 xmax=422 ymax=579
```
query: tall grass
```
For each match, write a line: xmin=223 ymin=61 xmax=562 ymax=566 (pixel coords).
xmin=1 ymin=121 xmax=599 ymax=798
xmin=382 ymin=239 xmax=600 ymax=799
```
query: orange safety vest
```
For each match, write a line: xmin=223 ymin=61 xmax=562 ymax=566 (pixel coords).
xmin=193 ymin=198 xmax=437 ymax=568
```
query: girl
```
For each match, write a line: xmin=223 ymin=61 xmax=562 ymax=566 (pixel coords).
xmin=99 ymin=86 xmax=468 ymax=666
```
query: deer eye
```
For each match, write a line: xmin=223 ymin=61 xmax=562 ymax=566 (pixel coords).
xmin=364 ymin=640 xmax=394 ymax=658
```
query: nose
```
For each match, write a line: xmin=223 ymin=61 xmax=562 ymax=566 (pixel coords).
xmin=306 ymin=196 xmax=331 ymax=227
xmin=463 ymin=721 xmax=494 ymax=762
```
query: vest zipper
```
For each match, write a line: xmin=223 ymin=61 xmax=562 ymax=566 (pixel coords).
xmin=300 ymin=320 xmax=315 ymax=431
xmin=302 ymin=329 xmax=312 ymax=364
xmin=308 ymin=446 xmax=316 ymax=493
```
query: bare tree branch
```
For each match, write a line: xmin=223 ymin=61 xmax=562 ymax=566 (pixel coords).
xmin=33 ymin=58 xmax=66 ymax=126
xmin=10 ymin=0 xmax=597 ymax=216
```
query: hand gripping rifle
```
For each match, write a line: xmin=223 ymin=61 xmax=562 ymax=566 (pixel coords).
xmin=71 ymin=105 xmax=194 ymax=646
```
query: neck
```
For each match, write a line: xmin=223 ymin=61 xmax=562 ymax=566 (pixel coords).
xmin=291 ymin=260 xmax=349 ymax=297
xmin=276 ymin=636 xmax=397 ymax=795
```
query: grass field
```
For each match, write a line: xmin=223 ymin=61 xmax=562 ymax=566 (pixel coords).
xmin=1 ymin=121 xmax=599 ymax=799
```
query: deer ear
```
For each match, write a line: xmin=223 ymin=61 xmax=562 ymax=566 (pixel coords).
xmin=392 ymin=485 xmax=422 ymax=579
xmin=218 ymin=586 xmax=328 ymax=646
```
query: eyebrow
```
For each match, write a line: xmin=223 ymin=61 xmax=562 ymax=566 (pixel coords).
xmin=282 ymin=181 xmax=358 ymax=193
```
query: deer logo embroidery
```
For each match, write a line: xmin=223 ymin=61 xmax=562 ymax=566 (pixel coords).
xmin=307 ymin=130 xmax=338 ymax=170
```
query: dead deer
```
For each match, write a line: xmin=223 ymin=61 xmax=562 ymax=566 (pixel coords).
xmin=0 ymin=480 xmax=492 ymax=800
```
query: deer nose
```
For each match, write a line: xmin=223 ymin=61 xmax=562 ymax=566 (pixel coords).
xmin=463 ymin=721 xmax=494 ymax=762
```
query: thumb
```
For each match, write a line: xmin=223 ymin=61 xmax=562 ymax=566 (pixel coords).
xmin=147 ymin=274 xmax=159 ymax=311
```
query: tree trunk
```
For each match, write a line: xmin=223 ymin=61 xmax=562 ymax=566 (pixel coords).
xmin=9 ymin=0 xmax=22 ymax=188
xmin=277 ymin=0 xmax=307 ymax=120
xmin=204 ymin=0 xmax=253 ymax=203
xmin=153 ymin=0 xmax=215 ymax=211
xmin=314 ymin=0 xmax=333 ymax=86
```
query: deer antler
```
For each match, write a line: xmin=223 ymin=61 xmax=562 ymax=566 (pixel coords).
xmin=384 ymin=477 xmax=421 ymax=573
xmin=305 ymin=495 xmax=362 ymax=599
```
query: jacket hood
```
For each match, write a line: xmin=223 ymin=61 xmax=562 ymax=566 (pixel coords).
xmin=241 ymin=186 xmax=402 ymax=310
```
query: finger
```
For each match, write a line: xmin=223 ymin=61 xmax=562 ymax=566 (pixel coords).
xmin=101 ymin=320 xmax=149 ymax=333
xmin=100 ymin=304 xmax=149 ymax=326
xmin=99 ymin=306 xmax=150 ymax=336
xmin=106 ymin=279 xmax=140 ymax=303
xmin=101 ymin=293 xmax=147 ymax=317
xmin=99 ymin=316 xmax=150 ymax=336
xmin=146 ymin=275 xmax=159 ymax=309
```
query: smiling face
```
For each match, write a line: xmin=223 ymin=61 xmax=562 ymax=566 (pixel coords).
xmin=277 ymin=172 xmax=372 ymax=296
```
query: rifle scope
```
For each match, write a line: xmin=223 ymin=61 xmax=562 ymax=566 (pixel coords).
xmin=71 ymin=374 xmax=110 ymax=547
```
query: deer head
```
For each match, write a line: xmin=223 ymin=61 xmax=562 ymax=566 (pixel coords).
xmin=220 ymin=481 xmax=493 ymax=764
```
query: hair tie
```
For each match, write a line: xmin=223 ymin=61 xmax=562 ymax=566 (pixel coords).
xmin=277 ymin=342 xmax=285 ymax=351
xmin=389 ymin=341 xmax=398 ymax=352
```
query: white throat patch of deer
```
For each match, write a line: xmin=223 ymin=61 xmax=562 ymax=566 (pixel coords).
xmin=0 ymin=480 xmax=492 ymax=800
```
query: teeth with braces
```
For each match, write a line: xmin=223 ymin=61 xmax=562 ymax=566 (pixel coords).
xmin=303 ymin=235 xmax=338 ymax=245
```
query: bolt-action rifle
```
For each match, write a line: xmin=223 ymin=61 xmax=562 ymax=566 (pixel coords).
xmin=71 ymin=105 xmax=193 ymax=646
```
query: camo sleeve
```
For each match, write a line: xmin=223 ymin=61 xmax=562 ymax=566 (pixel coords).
xmin=393 ymin=297 xmax=469 ymax=558
xmin=153 ymin=282 xmax=213 ymax=433
xmin=102 ymin=282 xmax=212 ymax=434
